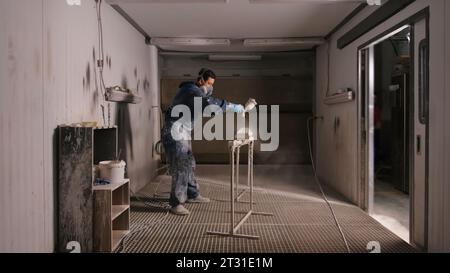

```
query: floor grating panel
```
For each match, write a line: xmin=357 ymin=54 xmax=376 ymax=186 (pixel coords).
xmin=119 ymin=175 xmax=417 ymax=253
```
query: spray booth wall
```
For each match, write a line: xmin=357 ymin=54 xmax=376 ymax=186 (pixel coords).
xmin=0 ymin=0 xmax=160 ymax=252
xmin=160 ymin=52 xmax=314 ymax=164
xmin=315 ymin=0 xmax=450 ymax=251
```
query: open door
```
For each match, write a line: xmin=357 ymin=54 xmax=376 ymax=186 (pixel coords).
xmin=358 ymin=11 xmax=430 ymax=248
xmin=410 ymin=17 xmax=428 ymax=250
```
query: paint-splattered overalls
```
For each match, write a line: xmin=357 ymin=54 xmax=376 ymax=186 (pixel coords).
xmin=162 ymin=82 xmax=228 ymax=207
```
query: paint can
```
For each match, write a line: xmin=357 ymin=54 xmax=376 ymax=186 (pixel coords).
xmin=99 ymin=160 xmax=126 ymax=184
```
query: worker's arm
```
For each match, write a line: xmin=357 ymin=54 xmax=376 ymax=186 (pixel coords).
xmin=192 ymin=86 xmax=244 ymax=113
xmin=226 ymin=103 xmax=245 ymax=113
xmin=203 ymin=96 xmax=244 ymax=113
xmin=204 ymin=96 xmax=228 ymax=112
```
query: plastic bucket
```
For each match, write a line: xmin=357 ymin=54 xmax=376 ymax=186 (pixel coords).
xmin=99 ymin=160 xmax=126 ymax=184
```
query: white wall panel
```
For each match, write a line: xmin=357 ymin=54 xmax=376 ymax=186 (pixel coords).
xmin=1 ymin=0 xmax=159 ymax=252
xmin=0 ymin=0 xmax=45 ymax=252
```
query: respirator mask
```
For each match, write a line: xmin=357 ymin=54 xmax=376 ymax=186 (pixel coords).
xmin=200 ymin=84 xmax=214 ymax=97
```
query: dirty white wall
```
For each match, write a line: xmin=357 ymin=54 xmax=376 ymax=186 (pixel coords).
xmin=0 ymin=0 xmax=159 ymax=252
xmin=316 ymin=0 xmax=449 ymax=252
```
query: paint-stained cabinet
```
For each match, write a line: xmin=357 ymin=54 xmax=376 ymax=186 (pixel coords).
xmin=58 ymin=126 xmax=118 ymax=253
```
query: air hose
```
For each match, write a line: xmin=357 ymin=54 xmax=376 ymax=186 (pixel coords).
xmin=307 ymin=116 xmax=351 ymax=253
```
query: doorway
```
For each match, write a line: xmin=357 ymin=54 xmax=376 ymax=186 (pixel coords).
xmin=358 ymin=12 xmax=429 ymax=250
xmin=372 ymin=27 xmax=411 ymax=243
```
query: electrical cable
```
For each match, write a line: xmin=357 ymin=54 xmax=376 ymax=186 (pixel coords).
xmin=95 ymin=0 xmax=110 ymax=127
xmin=307 ymin=116 xmax=351 ymax=253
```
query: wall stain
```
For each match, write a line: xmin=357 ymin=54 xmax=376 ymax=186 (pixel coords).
xmin=136 ymin=79 xmax=140 ymax=94
xmin=116 ymin=104 xmax=134 ymax=162
xmin=91 ymin=90 xmax=99 ymax=115
xmin=143 ymin=77 xmax=150 ymax=95
xmin=134 ymin=67 xmax=138 ymax=78
xmin=106 ymin=56 xmax=112 ymax=69
xmin=91 ymin=46 xmax=102 ymax=115
xmin=85 ymin=63 xmax=91 ymax=92
xmin=121 ymin=76 xmax=128 ymax=89
xmin=8 ymin=35 xmax=17 ymax=77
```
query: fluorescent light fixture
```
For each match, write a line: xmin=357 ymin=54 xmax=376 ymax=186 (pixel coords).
xmin=243 ymin=38 xmax=325 ymax=47
xmin=151 ymin=38 xmax=231 ymax=47
xmin=106 ymin=0 xmax=229 ymax=3
xmin=208 ymin=54 xmax=262 ymax=61
xmin=105 ymin=87 xmax=142 ymax=104
xmin=366 ymin=0 xmax=382 ymax=5
xmin=66 ymin=0 xmax=81 ymax=6
xmin=249 ymin=0 xmax=365 ymax=3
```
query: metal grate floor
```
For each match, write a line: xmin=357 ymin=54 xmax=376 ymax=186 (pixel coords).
xmin=119 ymin=172 xmax=417 ymax=253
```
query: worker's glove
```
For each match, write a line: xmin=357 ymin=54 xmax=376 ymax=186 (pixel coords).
xmin=227 ymin=103 xmax=245 ymax=113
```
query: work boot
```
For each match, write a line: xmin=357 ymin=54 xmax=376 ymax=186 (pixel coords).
xmin=186 ymin=195 xmax=210 ymax=203
xmin=170 ymin=205 xmax=190 ymax=215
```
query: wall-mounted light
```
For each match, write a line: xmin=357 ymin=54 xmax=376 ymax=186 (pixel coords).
xmin=66 ymin=0 xmax=81 ymax=6
xmin=249 ymin=0 xmax=366 ymax=4
xmin=323 ymin=89 xmax=355 ymax=105
xmin=106 ymin=0 xmax=229 ymax=3
xmin=243 ymin=38 xmax=325 ymax=47
xmin=366 ymin=0 xmax=382 ymax=6
xmin=151 ymin=38 xmax=231 ymax=47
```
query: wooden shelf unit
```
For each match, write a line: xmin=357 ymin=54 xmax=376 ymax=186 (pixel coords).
xmin=58 ymin=126 xmax=118 ymax=253
xmin=93 ymin=179 xmax=130 ymax=252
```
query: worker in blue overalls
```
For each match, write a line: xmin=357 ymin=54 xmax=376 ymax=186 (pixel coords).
xmin=162 ymin=68 xmax=245 ymax=215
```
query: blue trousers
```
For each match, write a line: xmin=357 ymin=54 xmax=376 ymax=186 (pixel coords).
xmin=162 ymin=125 xmax=200 ymax=207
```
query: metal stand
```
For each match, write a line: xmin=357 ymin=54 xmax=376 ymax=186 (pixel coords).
xmin=207 ymin=139 xmax=273 ymax=240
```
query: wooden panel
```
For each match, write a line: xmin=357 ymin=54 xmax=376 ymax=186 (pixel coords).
xmin=112 ymin=230 xmax=129 ymax=251
xmin=112 ymin=205 xmax=129 ymax=220
xmin=113 ymin=210 xmax=130 ymax=231
xmin=112 ymin=181 xmax=130 ymax=206
xmin=58 ymin=126 xmax=93 ymax=252
xmin=161 ymin=78 xmax=313 ymax=164
xmin=93 ymin=190 xmax=112 ymax=252
xmin=94 ymin=180 xmax=130 ymax=252
xmin=161 ymin=78 xmax=312 ymax=112
xmin=189 ymin=113 xmax=311 ymax=164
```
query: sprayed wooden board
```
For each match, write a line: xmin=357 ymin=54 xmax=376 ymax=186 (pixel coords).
xmin=58 ymin=126 xmax=93 ymax=253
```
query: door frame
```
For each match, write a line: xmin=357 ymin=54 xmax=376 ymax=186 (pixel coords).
xmin=356 ymin=8 xmax=430 ymax=250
